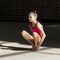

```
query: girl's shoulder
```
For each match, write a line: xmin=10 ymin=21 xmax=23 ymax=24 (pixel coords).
xmin=37 ymin=21 xmax=43 ymax=28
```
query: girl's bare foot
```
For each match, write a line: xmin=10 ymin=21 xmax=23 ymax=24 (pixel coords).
xmin=32 ymin=44 xmax=35 ymax=51
xmin=32 ymin=44 xmax=39 ymax=51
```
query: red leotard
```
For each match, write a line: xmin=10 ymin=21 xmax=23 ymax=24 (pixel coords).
xmin=29 ymin=22 xmax=43 ymax=38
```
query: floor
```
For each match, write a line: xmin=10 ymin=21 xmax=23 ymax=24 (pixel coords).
xmin=0 ymin=41 xmax=60 ymax=60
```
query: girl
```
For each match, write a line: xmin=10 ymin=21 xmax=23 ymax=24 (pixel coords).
xmin=21 ymin=10 xmax=46 ymax=51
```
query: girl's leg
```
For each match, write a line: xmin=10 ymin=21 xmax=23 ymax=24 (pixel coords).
xmin=39 ymin=34 xmax=46 ymax=46
xmin=33 ymin=32 xmax=41 ymax=50
xmin=36 ymin=34 xmax=46 ymax=50
xmin=21 ymin=30 xmax=34 ymax=45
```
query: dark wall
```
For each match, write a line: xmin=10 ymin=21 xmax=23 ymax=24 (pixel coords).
xmin=17 ymin=0 xmax=60 ymax=22
xmin=0 ymin=0 xmax=16 ymax=21
xmin=0 ymin=0 xmax=60 ymax=22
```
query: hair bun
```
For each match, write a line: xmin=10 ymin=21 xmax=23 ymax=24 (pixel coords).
xmin=28 ymin=10 xmax=37 ymax=14
xmin=35 ymin=10 xmax=37 ymax=13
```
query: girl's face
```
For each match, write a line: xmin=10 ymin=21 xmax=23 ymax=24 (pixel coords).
xmin=28 ymin=12 xmax=37 ymax=22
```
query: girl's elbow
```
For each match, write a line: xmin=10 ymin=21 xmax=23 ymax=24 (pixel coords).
xmin=45 ymin=34 xmax=46 ymax=37
xmin=43 ymin=33 xmax=46 ymax=38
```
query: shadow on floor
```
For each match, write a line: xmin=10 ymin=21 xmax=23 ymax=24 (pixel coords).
xmin=0 ymin=44 xmax=51 ymax=51
xmin=0 ymin=44 xmax=60 ymax=58
xmin=0 ymin=45 xmax=32 ymax=51
xmin=37 ymin=51 xmax=60 ymax=55
xmin=0 ymin=44 xmax=53 ymax=58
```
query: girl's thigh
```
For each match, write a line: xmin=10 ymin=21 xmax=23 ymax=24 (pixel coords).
xmin=21 ymin=30 xmax=33 ymax=40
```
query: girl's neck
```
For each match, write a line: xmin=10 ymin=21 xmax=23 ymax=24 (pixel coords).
xmin=32 ymin=20 xmax=37 ymax=24
xmin=32 ymin=20 xmax=37 ymax=27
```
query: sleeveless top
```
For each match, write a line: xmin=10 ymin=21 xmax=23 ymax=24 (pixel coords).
xmin=29 ymin=22 xmax=43 ymax=38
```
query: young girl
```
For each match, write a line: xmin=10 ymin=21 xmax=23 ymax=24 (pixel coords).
xmin=21 ymin=10 xmax=46 ymax=51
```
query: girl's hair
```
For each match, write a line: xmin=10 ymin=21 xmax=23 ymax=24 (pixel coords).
xmin=28 ymin=10 xmax=38 ymax=17
xmin=29 ymin=10 xmax=37 ymax=14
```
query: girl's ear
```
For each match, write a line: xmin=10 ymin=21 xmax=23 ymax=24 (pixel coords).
xmin=35 ymin=14 xmax=37 ymax=16
xmin=34 ymin=14 xmax=38 ymax=18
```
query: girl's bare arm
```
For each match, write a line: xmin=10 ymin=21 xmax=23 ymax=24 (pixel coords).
xmin=37 ymin=22 xmax=46 ymax=43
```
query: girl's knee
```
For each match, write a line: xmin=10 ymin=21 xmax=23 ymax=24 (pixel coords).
xmin=33 ymin=32 xmax=37 ymax=36
xmin=21 ymin=30 xmax=26 ymax=36
xmin=33 ymin=32 xmax=39 ymax=38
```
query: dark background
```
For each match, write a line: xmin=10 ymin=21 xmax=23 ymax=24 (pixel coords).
xmin=0 ymin=0 xmax=60 ymax=22
xmin=0 ymin=0 xmax=60 ymax=48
